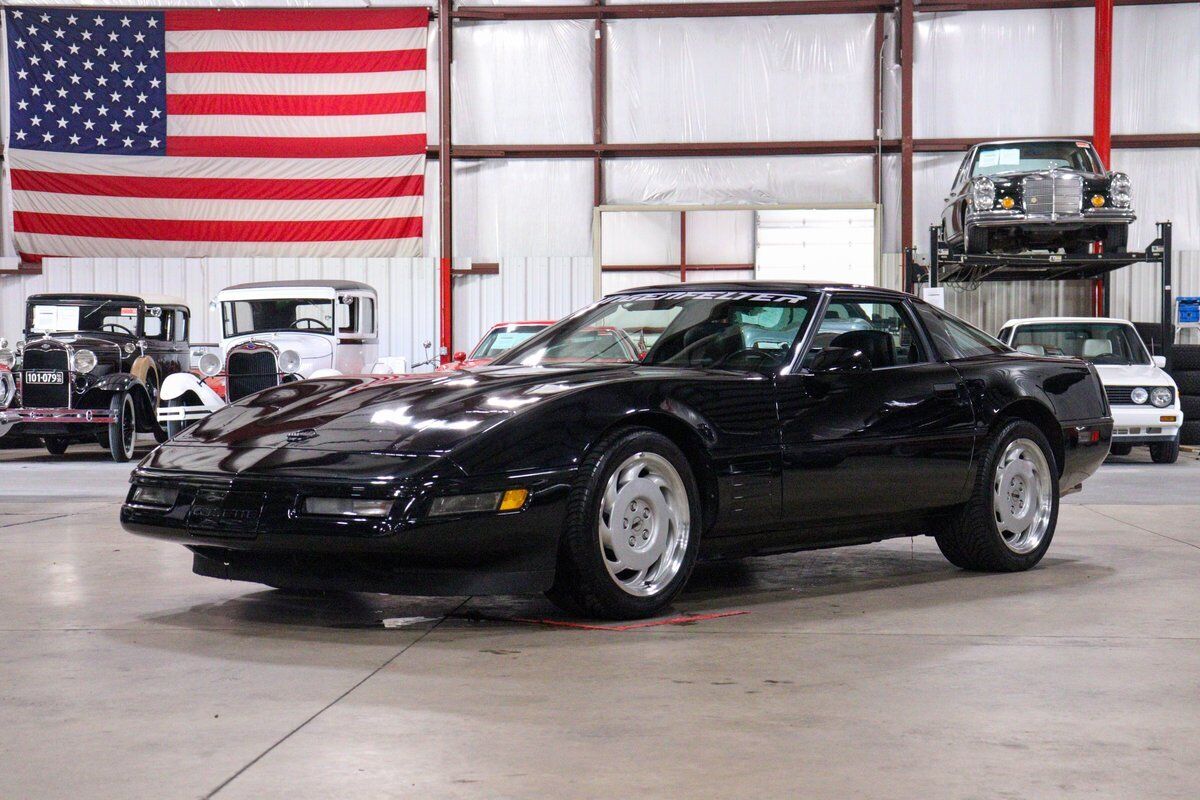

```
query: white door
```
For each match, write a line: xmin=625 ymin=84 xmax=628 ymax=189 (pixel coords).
xmin=754 ymin=208 xmax=876 ymax=285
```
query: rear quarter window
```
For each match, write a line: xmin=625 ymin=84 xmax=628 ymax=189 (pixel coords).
xmin=915 ymin=304 xmax=1010 ymax=360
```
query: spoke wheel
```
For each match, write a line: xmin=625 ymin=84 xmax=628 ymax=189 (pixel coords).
xmin=992 ymin=437 xmax=1053 ymax=554
xmin=597 ymin=452 xmax=691 ymax=597
xmin=107 ymin=392 xmax=136 ymax=463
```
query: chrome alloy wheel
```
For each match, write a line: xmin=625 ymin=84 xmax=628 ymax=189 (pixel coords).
xmin=597 ymin=451 xmax=691 ymax=597
xmin=992 ymin=437 xmax=1053 ymax=554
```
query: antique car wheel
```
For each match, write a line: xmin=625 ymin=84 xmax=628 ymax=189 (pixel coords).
xmin=935 ymin=419 xmax=1058 ymax=572
xmin=107 ymin=392 xmax=137 ymax=463
xmin=1104 ymin=225 xmax=1128 ymax=253
xmin=43 ymin=437 xmax=69 ymax=455
xmin=547 ymin=429 xmax=701 ymax=619
xmin=165 ymin=399 xmax=190 ymax=439
xmin=1150 ymin=436 xmax=1180 ymax=464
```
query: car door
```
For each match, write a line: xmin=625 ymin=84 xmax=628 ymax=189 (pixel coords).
xmin=776 ymin=293 xmax=976 ymax=529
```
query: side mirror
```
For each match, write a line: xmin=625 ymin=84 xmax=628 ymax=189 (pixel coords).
xmin=1153 ymin=355 xmax=1167 ymax=369
xmin=452 ymin=351 xmax=467 ymax=362
xmin=810 ymin=346 xmax=873 ymax=375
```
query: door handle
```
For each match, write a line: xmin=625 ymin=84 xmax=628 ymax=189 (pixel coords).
xmin=933 ymin=382 xmax=963 ymax=397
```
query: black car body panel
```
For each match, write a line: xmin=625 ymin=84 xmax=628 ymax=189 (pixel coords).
xmin=121 ymin=283 xmax=1112 ymax=596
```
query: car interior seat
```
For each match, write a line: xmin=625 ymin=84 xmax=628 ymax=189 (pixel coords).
xmin=828 ymin=329 xmax=895 ymax=369
xmin=1082 ymin=339 xmax=1114 ymax=358
xmin=1016 ymin=344 xmax=1047 ymax=356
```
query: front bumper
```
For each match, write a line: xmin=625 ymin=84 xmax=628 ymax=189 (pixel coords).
xmin=1110 ymin=404 xmax=1182 ymax=442
xmin=157 ymin=402 xmax=218 ymax=424
xmin=967 ymin=208 xmax=1135 ymax=229
xmin=0 ymin=406 xmax=115 ymax=437
xmin=120 ymin=464 xmax=576 ymax=596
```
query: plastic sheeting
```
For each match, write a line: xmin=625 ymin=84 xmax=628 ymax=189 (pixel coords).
xmin=607 ymin=16 xmax=876 ymax=143
xmin=1110 ymin=148 xmax=1200 ymax=251
xmin=1112 ymin=5 xmax=1200 ymax=135
xmin=453 ymin=256 xmax=593 ymax=350
xmin=453 ymin=21 xmax=593 ymax=145
xmin=452 ymin=159 xmax=593 ymax=260
xmin=606 ymin=155 xmax=874 ymax=205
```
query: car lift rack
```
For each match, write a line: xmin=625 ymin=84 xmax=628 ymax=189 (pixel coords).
xmin=904 ymin=220 xmax=1173 ymax=350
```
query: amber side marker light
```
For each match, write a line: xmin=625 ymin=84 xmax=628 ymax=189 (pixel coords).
xmin=1160 ymin=415 xmax=1178 ymax=423
xmin=499 ymin=488 xmax=529 ymax=511
xmin=1000 ymin=196 xmax=1015 ymax=209
xmin=1092 ymin=195 xmax=1106 ymax=208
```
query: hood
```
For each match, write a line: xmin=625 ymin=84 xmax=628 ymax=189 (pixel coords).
xmin=223 ymin=331 xmax=334 ymax=376
xmin=175 ymin=363 xmax=634 ymax=454
xmin=1095 ymin=363 xmax=1175 ymax=387
xmin=25 ymin=334 xmax=125 ymax=362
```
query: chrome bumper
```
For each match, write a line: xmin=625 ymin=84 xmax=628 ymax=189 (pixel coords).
xmin=967 ymin=209 xmax=1135 ymax=228
xmin=0 ymin=407 xmax=116 ymax=425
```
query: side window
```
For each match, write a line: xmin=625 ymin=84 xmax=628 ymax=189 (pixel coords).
xmin=174 ymin=310 xmax=189 ymax=342
xmin=337 ymin=297 xmax=359 ymax=334
xmin=144 ymin=313 xmax=164 ymax=339
xmin=360 ymin=297 xmax=376 ymax=336
xmin=804 ymin=299 xmax=927 ymax=369
xmin=997 ymin=326 xmax=1012 ymax=344
xmin=917 ymin=305 xmax=1009 ymax=360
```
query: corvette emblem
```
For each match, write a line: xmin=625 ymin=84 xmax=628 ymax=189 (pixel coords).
xmin=286 ymin=428 xmax=317 ymax=443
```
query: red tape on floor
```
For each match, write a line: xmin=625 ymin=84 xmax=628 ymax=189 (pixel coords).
xmin=510 ymin=610 xmax=749 ymax=631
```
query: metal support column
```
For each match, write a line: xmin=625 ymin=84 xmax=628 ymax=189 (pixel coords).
xmin=1161 ymin=221 xmax=1173 ymax=350
xmin=1091 ymin=0 xmax=1114 ymax=316
xmin=928 ymin=225 xmax=940 ymax=289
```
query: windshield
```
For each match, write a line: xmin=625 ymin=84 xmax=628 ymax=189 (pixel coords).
xmin=1011 ymin=323 xmax=1149 ymax=366
xmin=222 ymin=298 xmax=334 ymax=336
xmin=26 ymin=299 xmax=141 ymax=336
xmin=470 ymin=324 xmax=548 ymax=360
xmin=495 ymin=290 xmax=816 ymax=370
xmin=972 ymin=142 xmax=1101 ymax=177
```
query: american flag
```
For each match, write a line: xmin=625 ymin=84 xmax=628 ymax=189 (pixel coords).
xmin=5 ymin=7 xmax=427 ymax=261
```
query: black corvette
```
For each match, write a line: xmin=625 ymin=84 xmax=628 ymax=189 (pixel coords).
xmin=122 ymin=283 xmax=1112 ymax=619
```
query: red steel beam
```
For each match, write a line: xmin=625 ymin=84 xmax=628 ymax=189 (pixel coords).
xmin=438 ymin=0 xmax=454 ymax=362
xmin=1093 ymin=0 xmax=1114 ymax=167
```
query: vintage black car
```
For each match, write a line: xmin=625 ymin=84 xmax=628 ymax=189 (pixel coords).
xmin=122 ymin=283 xmax=1112 ymax=619
xmin=941 ymin=139 xmax=1134 ymax=255
xmin=0 ymin=293 xmax=191 ymax=461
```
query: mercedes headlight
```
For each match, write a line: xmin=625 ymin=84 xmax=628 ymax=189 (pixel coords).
xmin=198 ymin=352 xmax=222 ymax=377
xmin=278 ymin=349 xmax=302 ymax=375
xmin=1150 ymin=386 xmax=1173 ymax=408
xmin=0 ymin=349 xmax=13 ymax=369
xmin=970 ymin=177 xmax=996 ymax=209
xmin=1110 ymin=172 xmax=1132 ymax=208
xmin=71 ymin=349 xmax=97 ymax=374
xmin=1130 ymin=386 xmax=1149 ymax=405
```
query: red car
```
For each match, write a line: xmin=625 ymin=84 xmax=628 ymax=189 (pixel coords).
xmin=439 ymin=321 xmax=554 ymax=371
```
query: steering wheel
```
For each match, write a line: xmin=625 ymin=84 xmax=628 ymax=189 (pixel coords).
xmin=101 ymin=323 xmax=133 ymax=335
xmin=712 ymin=347 xmax=778 ymax=370
xmin=292 ymin=318 xmax=326 ymax=331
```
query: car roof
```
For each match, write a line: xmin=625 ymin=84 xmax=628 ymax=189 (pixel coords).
xmin=26 ymin=292 xmax=187 ymax=307
xmin=222 ymin=280 xmax=375 ymax=292
xmin=607 ymin=281 xmax=911 ymax=299
xmin=1003 ymin=317 xmax=1134 ymax=327
xmin=488 ymin=320 xmax=555 ymax=329
xmin=969 ymin=138 xmax=1094 ymax=148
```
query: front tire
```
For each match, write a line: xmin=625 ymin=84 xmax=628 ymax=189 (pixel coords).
xmin=107 ymin=392 xmax=136 ymax=463
xmin=547 ymin=429 xmax=701 ymax=620
xmin=936 ymin=419 xmax=1058 ymax=572
xmin=1108 ymin=443 xmax=1133 ymax=457
xmin=965 ymin=225 xmax=990 ymax=255
xmin=165 ymin=398 xmax=189 ymax=439
xmin=1150 ymin=436 xmax=1180 ymax=464
xmin=44 ymin=437 xmax=69 ymax=455
xmin=1103 ymin=225 xmax=1128 ymax=254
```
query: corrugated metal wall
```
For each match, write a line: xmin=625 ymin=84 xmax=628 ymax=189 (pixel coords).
xmin=0 ymin=257 xmax=453 ymax=369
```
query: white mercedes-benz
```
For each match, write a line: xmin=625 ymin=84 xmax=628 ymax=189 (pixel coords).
xmin=158 ymin=280 xmax=404 ymax=437
xmin=998 ymin=316 xmax=1182 ymax=463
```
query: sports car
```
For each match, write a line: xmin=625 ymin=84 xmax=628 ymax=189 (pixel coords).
xmin=122 ymin=283 xmax=1113 ymax=619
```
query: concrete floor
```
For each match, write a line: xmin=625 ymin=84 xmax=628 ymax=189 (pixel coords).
xmin=1 ymin=441 xmax=1198 ymax=799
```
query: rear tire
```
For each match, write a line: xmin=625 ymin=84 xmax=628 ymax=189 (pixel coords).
xmin=1150 ymin=436 xmax=1180 ymax=464
xmin=1108 ymin=443 xmax=1133 ymax=457
xmin=107 ymin=392 xmax=136 ymax=463
xmin=44 ymin=437 xmax=69 ymax=455
xmin=936 ymin=419 xmax=1058 ymax=572
xmin=546 ymin=428 xmax=701 ymax=620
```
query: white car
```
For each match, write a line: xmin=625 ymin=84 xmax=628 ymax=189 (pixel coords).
xmin=158 ymin=280 xmax=404 ymax=436
xmin=998 ymin=317 xmax=1182 ymax=463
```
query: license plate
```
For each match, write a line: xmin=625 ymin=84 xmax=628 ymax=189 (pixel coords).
xmin=24 ymin=370 xmax=64 ymax=385
xmin=187 ymin=488 xmax=264 ymax=536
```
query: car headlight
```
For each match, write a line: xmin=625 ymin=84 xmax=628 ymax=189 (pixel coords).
xmin=970 ymin=177 xmax=996 ymax=209
xmin=1110 ymin=172 xmax=1132 ymax=208
xmin=303 ymin=497 xmax=394 ymax=517
xmin=428 ymin=489 xmax=529 ymax=517
xmin=1130 ymin=386 xmax=1149 ymax=405
xmin=71 ymin=348 xmax=97 ymax=374
xmin=129 ymin=485 xmax=180 ymax=509
xmin=1150 ymin=386 xmax=1173 ymax=408
xmin=278 ymin=349 xmax=302 ymax=375
xmin=198 ymin=352 xmax=222 ymax=377
xmin=0 ymin=349 xmax=13 ymax=369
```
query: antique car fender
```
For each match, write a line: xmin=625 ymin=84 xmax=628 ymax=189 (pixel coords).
xmin=307 ymin=368 xmax=343 ymax=380
xmin=160 ymin=371 xmax=225 ymax=410
xmin=91 ymin=373 xmax=158 ymax=430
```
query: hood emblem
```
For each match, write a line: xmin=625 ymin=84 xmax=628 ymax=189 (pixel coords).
xmin=286 ymin=428 xmax=318 ymax=443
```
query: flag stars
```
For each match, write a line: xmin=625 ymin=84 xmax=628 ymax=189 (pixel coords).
xmin=120 ymin=17 xmax=132 ymax=28
xmin=69 ymin=74 xmax=81 ymax=85
xmin=55 ymin=57 xmax=67 ymax=69
xmin=56 ymin=118 xmax=67 ymax=129
xmin=123 ymin=77 xmax=134 ymax=88
xmin=80 ymin=30 xmax=92 ymax=42
xmin=29 ymin=85 xmax=41 ymax=96
xmin=135 ymin=63 xmax=147 ymax=74
xmin=107 ymin=31 xmax=119 ymax=42
xmin=136 ymin=92 xmax=147 ymax=104
xmin=69 ymin=134 xmax=80 ymax=145
xmin=27 ymin=25 xmax=39 ymax=37
xmin=16 ymin=69 xmax=28 ymax=80
xmin=68 ymin=43 xmax=80 ymax=55
xmin=42 ymin=131 xmax=54 ymax=143
xmin=110 ymin=62 xmax=121 ymax=72
xmin=123 ymin=107 xmax=134 ymax=118
xmin=16 ymin=99 xmax=28 ymax=111
xmin=41 ymin=40 xmax=54 ymax=52
xmin=70 ymin=103 xmax=81 ymax=114
xmin=82 ymin=89 xmax=95 ymax=100
xmin=148 ymin=77 xmax=161 ymax=89
xmin=147 ymin=47 xmax=160 ymax=59
xmin=136 ymin=122 xmax=148 ymax=133
xmin=110 ymin=91 xmax=122 ymax=102
xmin=82 ymin=119 xmax=95 ymax=130
xmin=53 ymin=27 xmax=65 ymax=39
xmin=121 ymin=47 xmax=133 ymax=58
xmin=67 ymin=14 xmax=78 ymax=25
xmin=146 ymin=17 xmax=158 ymax=28
xmin=97 ymin=105 xmax=109 ymax=117
xmin=110 ymin=121 xmax=121 ymax=132
xmin=96 ymin=76 xmax=108 ymax=87
xmin=149 ymin=107 xmax=161 ymax=119
xmin=56 ymin=87 xmax=67 ymax=98
xmin=123 ymin=137 xmax=134 ymax=148
xmin=96 ymin=135 xmax=107 ymax=146
xmin=42 ymin=71 xmax=55 ymax=82
xmin=148 ymin=137 xmax=160 ymax=148
xmin=39 ymin=13 xmax=50 ymax=23
xmin=134 ymin=32 xmax=146 ymax=43
xmin=94 ymin=16 xmax=105 ymax=26
xmin=30 ymin=115 xmax=42 ymax=127
xmin=95 ymin=45 xmax=106 ymax=56
xmin=15 ymin=130 xmax=27 ymax=141
xmin=82 ymin=59 xmax=94 ymax=71
xmin=29 ymin=55 xmax=41 ymax=66
xmin=14 ymin=39 xmax=26 ymax=50
xmin=42 ymin=101 xmax=55 ymax=112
